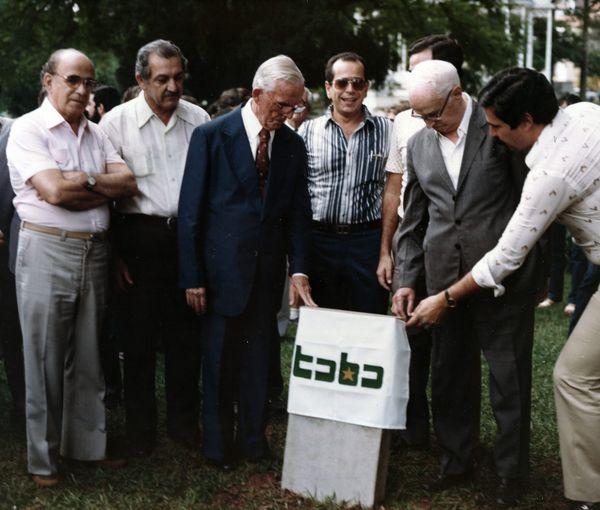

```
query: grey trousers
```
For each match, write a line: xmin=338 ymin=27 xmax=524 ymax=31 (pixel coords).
xmin=15 ymin=228 xmax=108 ymax=476
xmin=554 ymin=289 xmax=600 ymax=502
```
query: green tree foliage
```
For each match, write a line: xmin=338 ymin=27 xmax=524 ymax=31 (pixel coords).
xmin=0 ymin=0 xmax=525 ymax=116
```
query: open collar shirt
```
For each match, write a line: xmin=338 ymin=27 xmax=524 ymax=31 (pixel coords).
xmin=100 ymin=92 xmax=210 ymax=217
xmin=7 ymin=98 xmax=123 ymax=232
xmin=472 ymin=102 xmax=600 ymax=296
xmin=299 ymin=105 xmax=392 ymax=224
xmin=436 ymin=93 xmax=472 ymax=190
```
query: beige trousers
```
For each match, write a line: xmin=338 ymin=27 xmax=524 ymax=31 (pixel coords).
xmin=553 ymin=290 xmax=600 ymax=502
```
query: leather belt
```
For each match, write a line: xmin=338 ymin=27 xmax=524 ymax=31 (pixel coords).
xmin=22 ymin=221 xmax=107 ymax=241
xmin=311 ymin=219 xmax=381 ymax=235
xmin=116 ymin=213 xmax=177 ymax=231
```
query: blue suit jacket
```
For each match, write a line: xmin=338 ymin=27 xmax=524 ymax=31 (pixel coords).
xmin=178 ymin=107 xmax=312 ymax=317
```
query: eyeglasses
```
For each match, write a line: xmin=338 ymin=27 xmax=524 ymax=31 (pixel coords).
xmin=411 ymin=88 xmax=453 ymax=122
xmin=53 ymin=73 xmax=97 ymax=90
xmin=331 ymin=77 xmax=368 ymax=91
xmin=270 ymin=95 xmax=307 ymax=114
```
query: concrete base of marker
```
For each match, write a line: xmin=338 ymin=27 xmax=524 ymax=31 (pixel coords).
xmin=281 ymin=413 xmax=391 ymax=507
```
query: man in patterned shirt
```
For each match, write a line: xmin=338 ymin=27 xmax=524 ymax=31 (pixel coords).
xmin=300 ymin=52 xmax=392 ymax=314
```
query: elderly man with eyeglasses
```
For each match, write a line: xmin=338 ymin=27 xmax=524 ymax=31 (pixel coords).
xmin=390 ymin=60 xmax=545 ymax=506
xmin=299 ymin=52 xmax=392 ymax=316
xmin=6 ymin=48 xmax=137 ymax=487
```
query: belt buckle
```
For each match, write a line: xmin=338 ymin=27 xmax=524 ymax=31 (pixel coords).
xmin=335 ymin=224 xmax=350 ymax=235
xmin=166 ymin=216 xmax=177 ymax=230
xmin=89 ymin=232 xmax=103 ymax=242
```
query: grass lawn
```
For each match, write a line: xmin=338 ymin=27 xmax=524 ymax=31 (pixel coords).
xmin=0 ymin=305 xmax=572 ymax=509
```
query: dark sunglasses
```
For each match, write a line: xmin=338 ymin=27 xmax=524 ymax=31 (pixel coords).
xmin=53 ymin=73 xmax=97 ymax=90
xmin=411 ymin=88 xmax=453 ymax=122
xmin=331 ymin=77 xmax=368 ymax=91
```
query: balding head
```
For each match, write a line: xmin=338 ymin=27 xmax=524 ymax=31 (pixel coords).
xmin=40 ymin=49 xmax=93 ymax=85
xmin=407 ymin=60 xmax=465 ymax=136
xmin=40 ymin=48 xmax=95 ymax=127
xmin=408 ymin=60 xmax=460 ymax=103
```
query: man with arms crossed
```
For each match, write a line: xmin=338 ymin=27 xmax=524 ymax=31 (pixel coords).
xmin=7 ymin=48 xmax=137 ymax=487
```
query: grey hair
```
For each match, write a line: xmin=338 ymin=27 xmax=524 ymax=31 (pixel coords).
xmin=40 ymin=48 xmax=92 ymax=86
xmin=252 ymin=55 xmax=304 ymax=92
xmin=407 ymin=59 xmax=460 ymax=98
xmin=135 ymin=39 xmax=188 ymax=80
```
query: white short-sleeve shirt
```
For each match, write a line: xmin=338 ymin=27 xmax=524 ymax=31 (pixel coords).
xmin=7 ymin=98 xmax=124 ymax=232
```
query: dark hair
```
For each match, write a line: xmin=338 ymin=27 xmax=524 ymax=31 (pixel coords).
xmin=121 ymin=85 xmax=141 ymax=103
xmin=325 ymin=52 xmax=366 ymax=82
xmin=135 ymin=39 xmax=188 ymax=81
xmin=558 ymin=92 xmax=581 ymax=106
xmin=408 ymin=35 xmax=463 ymax=73
xmin=479 ymin=67 xmax=558 ymax=129
xmin=93 ymin=85 xmax=120 ymax=114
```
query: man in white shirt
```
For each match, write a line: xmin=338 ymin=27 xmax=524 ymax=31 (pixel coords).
xmin=407 ymin=67 xmax=600 ymax=510
xmin=7 ymin=48 xmax=137 ymax=487
xmin=391 ymin=61 xmax=543 ymax=505
xmin=100 ymin=40 xmax=210 ymax=456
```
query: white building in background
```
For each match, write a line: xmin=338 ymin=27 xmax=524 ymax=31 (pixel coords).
xmin=366 ymin=0 xmax=560 ymax=114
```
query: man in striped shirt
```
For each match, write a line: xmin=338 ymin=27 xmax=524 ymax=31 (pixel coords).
xmin=300 ymin=52 xmax=392 ymax=314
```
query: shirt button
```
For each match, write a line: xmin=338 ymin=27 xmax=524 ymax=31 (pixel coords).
xmin=455 ymin=219 xmax=461 ymax=225
xmin=455 ymin=243 xmax=461 ymax=250
xmin=452 ymin=195 xmax=456 ymax=201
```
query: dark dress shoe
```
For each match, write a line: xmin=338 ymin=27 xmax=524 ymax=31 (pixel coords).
xmin=569 ymin=502 xmax=600 ymax=510
xmin=424 ymin=470 xmax=473 ymax=492
xmin=494 ymin=477 xmax=523 ymax=507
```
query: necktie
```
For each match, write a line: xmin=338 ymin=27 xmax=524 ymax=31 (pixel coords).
xmin=256 ymin=128 xmax=270 ymax=196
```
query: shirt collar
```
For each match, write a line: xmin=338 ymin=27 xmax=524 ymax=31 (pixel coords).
xmin=241 ymin=99 xmax=273 ymax=139
xmin=435 ymin=92 xmax=472 ymax=142
xmin=525 ymin=107 xmax=566 ymax=168
xmin=40 ymin=98 xmax=89 ymax=132
xmin=135 ymin=91 xmax=196 ymax=129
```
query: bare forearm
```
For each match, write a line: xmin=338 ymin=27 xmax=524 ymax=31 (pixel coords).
xmin=447 ymin=272 xmax=481 ymax=301
xmin=380 ymin=192 xmax=400 ymax=255
xmin=380 ymin=173 xmax=402 ymax=256
xmin=62 ymin=193 xmax=109 ymax=211
xmin=93 ymin=171 xmax=137 ymax=199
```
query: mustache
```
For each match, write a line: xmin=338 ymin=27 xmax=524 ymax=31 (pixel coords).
xmin=164 ymin=91 xmax=180 ymax=98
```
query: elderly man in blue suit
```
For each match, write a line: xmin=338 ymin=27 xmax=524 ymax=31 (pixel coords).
xmin=178 ymin=55 xmax=316 ymax=470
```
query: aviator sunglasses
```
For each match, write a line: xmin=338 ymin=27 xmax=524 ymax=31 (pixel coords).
xmin=52 ymin=73 xmax=97 ymax=90
xmin=331 ymin=77 xmax=368 ymax=91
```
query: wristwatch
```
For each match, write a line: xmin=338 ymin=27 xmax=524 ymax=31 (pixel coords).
xmin=85 ymin=173 xmax=97 ymax=191
xmin=444 ymin=289 xmax=457 ymax=308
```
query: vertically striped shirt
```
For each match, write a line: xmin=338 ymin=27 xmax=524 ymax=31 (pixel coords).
xmin=300 ymin=106 xmax=392 ymax=224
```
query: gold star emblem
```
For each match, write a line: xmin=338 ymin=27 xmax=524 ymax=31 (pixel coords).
xmin=342 ymin=367 xmax=355 ymax=382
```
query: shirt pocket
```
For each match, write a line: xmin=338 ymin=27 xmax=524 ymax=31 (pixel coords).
xmin=48 ymin=146 xmax=70 ymax=169
xmin=122 ymin=146 xmax=154 ymax=178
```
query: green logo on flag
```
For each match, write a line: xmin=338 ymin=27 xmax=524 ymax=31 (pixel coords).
xmin=292 ymin=345 xmax=384 ymax=389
